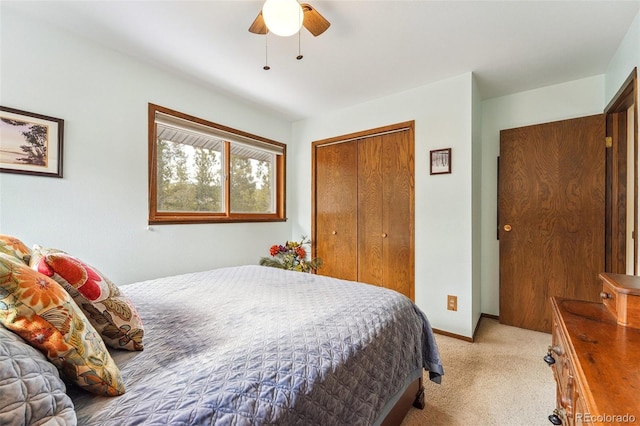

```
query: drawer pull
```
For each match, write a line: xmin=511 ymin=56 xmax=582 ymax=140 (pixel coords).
xmin=544 ymin=344 xmax=565 ymax=365
xmin=548 ymin=409 xmax=563 ymax=425
xmin=600 ymin=291 xmax=612 ymax=299
xmin=543 ymin=350 xmax=556 ymax=366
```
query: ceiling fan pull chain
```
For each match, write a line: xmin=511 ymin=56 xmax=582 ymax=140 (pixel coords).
xmin=263 ymin=33 xmax=271 ymax=70
xmin=297 ymin=30 xmax=303 ymax=60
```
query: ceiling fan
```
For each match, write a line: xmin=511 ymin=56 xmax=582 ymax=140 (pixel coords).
xmin=248 ymin=2 xmax=331 ymax=37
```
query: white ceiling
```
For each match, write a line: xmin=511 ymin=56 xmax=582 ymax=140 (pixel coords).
xmin=4 ymin=1 xmax=640 ymax=121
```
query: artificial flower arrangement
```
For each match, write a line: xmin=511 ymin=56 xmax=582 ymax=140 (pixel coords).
xmin=259 ymin=236 xmax=322 ymax=273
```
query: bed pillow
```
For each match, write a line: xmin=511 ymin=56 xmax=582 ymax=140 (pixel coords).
xmin=0 ymin=324 xmax=77 ymax=425
xmin=30 ymin=246 xmax=144 ymax=351
xmin=0 ymin=254 xmax=125 ymax=396
xmin=0 ymin=235 xmax=31 ymax=265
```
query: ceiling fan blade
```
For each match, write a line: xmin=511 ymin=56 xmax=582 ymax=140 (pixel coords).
xmin=249 ymin=11 xmax=268 ymax=35
xmin=301 ymin=3 xmax=330 ymax=36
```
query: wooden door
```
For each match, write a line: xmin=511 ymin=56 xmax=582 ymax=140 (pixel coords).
xmin=314 ymin=141 xmax=358 ymax=281
xmin=499 ymin=115 xmax=605 ymax=332
xmin=358 ymin=136 xmax=384 ymax=286
xmin=383 ymin=129 xmax=414 ymax=300
xmin=358 ymin=130 xmax=414 ymax=299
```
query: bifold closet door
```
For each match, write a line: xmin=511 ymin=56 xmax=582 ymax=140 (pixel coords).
xmin=357 ymin=136 xmax=384 ymax=286
xmin=314 ymin=141 xmax=358 ymax=281
xmin=383 ymin=129 xmax=414 ymax=300
xmin=357 ymin=130 xmax=414 ymax=299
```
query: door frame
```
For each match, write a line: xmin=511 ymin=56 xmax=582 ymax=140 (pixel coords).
xmin=605 ymin=67 xmax=638 ymax=274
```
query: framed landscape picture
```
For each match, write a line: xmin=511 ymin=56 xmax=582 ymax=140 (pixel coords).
xmin=0 ymin=106 xmax=64 ymax=178
xmin=430 ymin=148 xmax=451 ymax=175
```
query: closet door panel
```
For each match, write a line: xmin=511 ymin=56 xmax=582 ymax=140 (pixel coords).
xmin=357 ymin=136 xmax=384 ymax=286
xmin=383 ymin=130 xmax=414 ymax=299
xmin=315 ymin=142 xmax=358 ymax=281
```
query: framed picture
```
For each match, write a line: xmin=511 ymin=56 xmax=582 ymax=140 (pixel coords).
xmin=0 ymin=106 xmax=64 ymax=178
xmin=430 ymin=148 xmax=451 ymax=175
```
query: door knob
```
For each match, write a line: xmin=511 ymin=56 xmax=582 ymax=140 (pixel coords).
xmin=503 ymin=224 xmax=512 ymax=232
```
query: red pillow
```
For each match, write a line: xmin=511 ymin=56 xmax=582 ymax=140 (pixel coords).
xmin=31 ymin=247 xmax=144 ymax=351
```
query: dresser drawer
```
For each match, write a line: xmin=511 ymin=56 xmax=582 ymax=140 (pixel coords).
xmin=601 ymin=279 xmax=618 ymax=319
xmin=599 ymin=272 xmax=640 ymax=329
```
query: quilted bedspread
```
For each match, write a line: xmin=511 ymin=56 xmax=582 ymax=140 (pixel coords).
xmin=68 ymin=265 xmax=443 ymax=425
xmin=0 ymin=325 xmax=77 ymax=425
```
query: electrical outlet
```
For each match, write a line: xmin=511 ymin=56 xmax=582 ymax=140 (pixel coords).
xmin=447 ymin=295 xmax=457 ymax=311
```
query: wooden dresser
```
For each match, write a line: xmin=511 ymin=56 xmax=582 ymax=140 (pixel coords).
xmin=547 ymin=273 xmax=640 ymax=425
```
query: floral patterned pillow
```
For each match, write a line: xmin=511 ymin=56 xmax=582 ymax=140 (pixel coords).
xmin=0 ymin=235 xmax=31 ymax=265
xmin=0 ymin=254 xmax=125 ymax=396
xmin=31 ymin=246 xmax=144 ymax=351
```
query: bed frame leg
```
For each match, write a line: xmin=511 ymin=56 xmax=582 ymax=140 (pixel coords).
xmin=412 ymin=378 xmax=425 ymax=410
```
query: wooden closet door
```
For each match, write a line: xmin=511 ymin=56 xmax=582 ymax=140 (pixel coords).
xmin=358 ymin=130 xmax=414 ymax=299
xmin=312 ymin=121 xmax=415 ymax=300
xmin=358 ymin=136 xmax=384 ymax=286
xmin=314 ymin=141 xmax=358 ymax=281
xmin=383 ymin=130 xmax=414 ymax=300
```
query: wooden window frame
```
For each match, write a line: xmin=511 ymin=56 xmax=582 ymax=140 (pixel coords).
xmin=148 ymin=103 xmax=286 ymax=224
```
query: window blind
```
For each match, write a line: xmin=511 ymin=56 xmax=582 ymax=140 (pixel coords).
xmin=155 ymin=112 xmax=284 ymax=156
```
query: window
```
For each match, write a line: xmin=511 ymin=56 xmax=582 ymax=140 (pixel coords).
xmin=148 ymin=104 xmax=286 ymax=224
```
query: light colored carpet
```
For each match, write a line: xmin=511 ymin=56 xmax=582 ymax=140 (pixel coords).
xmin=401 ymin=318 xmax=556 ymax=426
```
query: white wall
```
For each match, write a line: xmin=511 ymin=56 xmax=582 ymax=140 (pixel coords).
xmin=480 ymin=76 xmax=606 ymax=316
xmin=0 ymin=8 xmax=293 ymax=285
xmin=605 ymin=10 xmax=640 ymax=106
xmin=291 ymin=73 xmax=477 ymax=337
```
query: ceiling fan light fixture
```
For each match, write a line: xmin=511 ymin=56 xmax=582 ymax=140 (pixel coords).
xmin=262 ymin=0 xmax=303 ymax=37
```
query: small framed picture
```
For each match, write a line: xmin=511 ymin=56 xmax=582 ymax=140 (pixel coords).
xmin=430 ymin=148 xmax=451 ymax=175
xmin=0 ymin=106 xmax=64 ymax=178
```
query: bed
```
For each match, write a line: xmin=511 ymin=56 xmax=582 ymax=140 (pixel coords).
xmin=1 ymin=251 xmax=443 ymax=425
